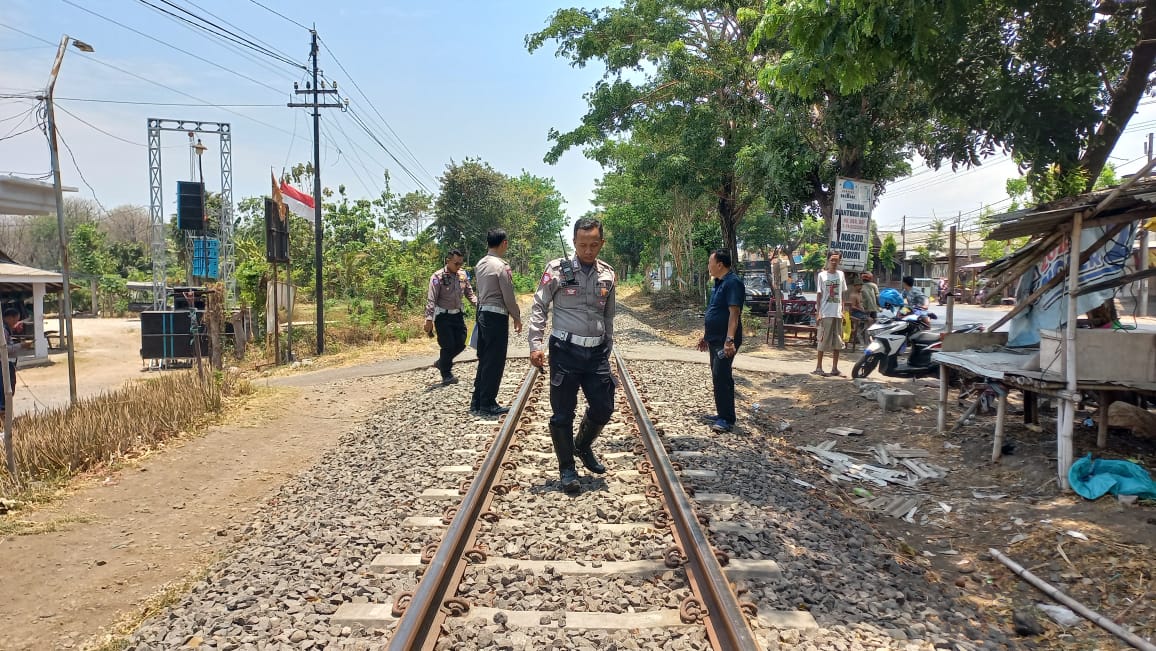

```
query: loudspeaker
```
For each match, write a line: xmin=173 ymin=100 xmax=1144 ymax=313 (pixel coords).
xmin=140 ymin=334 xmax=210 ymax=359
xmin=140 ymin=309 xmax=209 ymax=359
xmin=171 ymin=288 xmax=207 ymax=311
xmin=264 ymin=198 xmax=289 ymax=263
xmin=177 ymin=181 xmax=205 ymax=231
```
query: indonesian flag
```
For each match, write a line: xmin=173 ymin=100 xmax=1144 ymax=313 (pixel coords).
xmin=279 ymin=180 xmax=316 ymax=222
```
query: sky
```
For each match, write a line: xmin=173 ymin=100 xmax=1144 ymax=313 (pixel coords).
xmin=4 ymin=0 xmax=1156 ymax=239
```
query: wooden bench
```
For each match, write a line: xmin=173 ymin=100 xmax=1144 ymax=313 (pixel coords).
xmin=782 ymin=323 xmax=817 ymax=344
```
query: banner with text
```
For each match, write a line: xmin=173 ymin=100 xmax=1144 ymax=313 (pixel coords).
xmin=830 ymin=177 xmax=875 ymax=272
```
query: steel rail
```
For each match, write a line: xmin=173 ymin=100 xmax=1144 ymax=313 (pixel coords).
xmin=613 ymin=350 xmax=760 ymax=651
xmin=387 ymin=365 xmax=541 ymax=651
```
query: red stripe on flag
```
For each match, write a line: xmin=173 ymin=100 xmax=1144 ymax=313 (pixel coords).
xmin=279 ymin=181 xmax=315 ymax=208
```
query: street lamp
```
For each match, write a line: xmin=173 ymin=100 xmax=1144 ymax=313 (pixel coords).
xmin=45 ymin=34 xmax=91 ymax=405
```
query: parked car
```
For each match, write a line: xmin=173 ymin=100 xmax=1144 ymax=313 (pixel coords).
xmin=742 ymin=274 xmax=771 ymax=315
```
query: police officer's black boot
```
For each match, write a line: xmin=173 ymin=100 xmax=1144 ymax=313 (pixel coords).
xmin=574 ymin=417 xmax=606 ymax=474
xmin=549 ymin=422 xmax=580 ymax=494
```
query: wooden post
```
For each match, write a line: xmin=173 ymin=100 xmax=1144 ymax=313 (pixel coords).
xmin=946 ymin=225 xmax=957 ymax=333
xmin=1 ymin=336 xmax=16 ymax=481
xmin=272 ymin=263 xmax=281 ymax=364
xmin=992 ymin=391 xmax=1008 ymax=463
xmin=1058 ymin=211 xmax=1083 ymax=491
xmin=937 ymin=364 xmax=949 ymax=434
xmin=1096 ymin=391 xmax=1113 ymax=449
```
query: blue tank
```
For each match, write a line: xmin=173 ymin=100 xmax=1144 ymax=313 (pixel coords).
xmin=878 ymin=287 xmax=904 ymax=309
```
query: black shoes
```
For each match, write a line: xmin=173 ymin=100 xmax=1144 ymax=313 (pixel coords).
xmin=574 ymin=418 xmax=606 ymax=474
xmin=441 ymin=375 xmax=459 ymax=386
xmin=550 ymin=422 xmax=581 ymax=494
xmin=469 ymin=404 xmax=509 ymax=418
xmin=559 ymin=467 xmax=580 ymax=494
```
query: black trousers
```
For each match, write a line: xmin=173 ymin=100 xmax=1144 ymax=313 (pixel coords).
xmin=434 ymin=312 xmax=466 ymax=379
xmin=471 ymin=310 xmax=508 ymax=409
xmin=708 ymin=342 xmax=738 ymax=425
xmin=547 ymin=337 xmax=615 ymax=428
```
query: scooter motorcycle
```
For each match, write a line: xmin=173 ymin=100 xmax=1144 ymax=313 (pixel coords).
xmin=851 ymin=310 xmax=984 ymax=379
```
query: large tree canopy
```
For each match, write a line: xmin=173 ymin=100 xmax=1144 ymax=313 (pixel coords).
xmin=753 ymin=0 xmax=1156 ymax=194
xmin=527 ymin=0 xmax=773 ymax=262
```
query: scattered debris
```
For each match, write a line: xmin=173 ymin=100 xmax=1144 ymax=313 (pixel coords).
xmin=1036 ymin=603 xmax=1082 ymax=628
xmin=826 ymin=426 xmax=864 ymax=437
xmin=790 ymin=478 xmax=815 ymax=489
xmin=1064 ymin=530 xmax=1089 ymax=542
xmin=972 ymin=491 xmax=1008 ymax=500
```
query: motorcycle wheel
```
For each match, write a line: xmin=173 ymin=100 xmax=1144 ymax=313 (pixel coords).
xmin=852 ymin=355 xmax=879 ymax=379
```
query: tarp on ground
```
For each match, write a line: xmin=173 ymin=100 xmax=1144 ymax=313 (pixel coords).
xmin=1068 ymin=453 xmax=1156 ymax=500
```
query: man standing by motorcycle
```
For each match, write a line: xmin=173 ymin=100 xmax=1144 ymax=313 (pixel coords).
xmin=902 ymin=276 xmax=928 ymax=310
xmin=813 ymin=253 xmax=847 ymax=377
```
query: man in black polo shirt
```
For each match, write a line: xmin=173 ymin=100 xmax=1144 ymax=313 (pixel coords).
xmin=696 ymin=249 xmax=744 ymax=432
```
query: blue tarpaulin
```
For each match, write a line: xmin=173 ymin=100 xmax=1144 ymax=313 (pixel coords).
xmin=1068 ymin=454 xmax=1156 ymax=500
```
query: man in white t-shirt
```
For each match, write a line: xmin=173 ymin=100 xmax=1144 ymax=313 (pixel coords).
xmin=813 ymin=253 xmax=847 ymax=377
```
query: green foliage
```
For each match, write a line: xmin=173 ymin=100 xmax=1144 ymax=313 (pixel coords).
xmin=433 ymin=159 xmax=510 ymax=264
xmin=754 ymin=0 xmax=1153 ymax=194
xmin=878 ymin=234 xmax=898 ymax=277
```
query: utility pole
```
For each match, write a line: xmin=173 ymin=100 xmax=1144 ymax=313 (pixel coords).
xmin=900 ymin=215 xmax=906 ymax=279
xmin=288 ymin=29 xmax=344 ymax=354
xmin=1141 ymin=134 xmax=1152 ymax=317
xmin=43 ymin=34 xmax=92 ymax=406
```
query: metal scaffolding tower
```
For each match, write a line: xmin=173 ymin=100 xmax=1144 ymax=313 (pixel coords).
xmin=146 ymin=118 xmax=235 ymax=309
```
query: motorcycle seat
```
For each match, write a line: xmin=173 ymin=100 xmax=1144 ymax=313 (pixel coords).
xmin=911 ymin=331 xmax=941 ymax=345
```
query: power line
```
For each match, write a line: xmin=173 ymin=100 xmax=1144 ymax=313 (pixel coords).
xmin=183 ymin=0 xmax=303 ymax=65
xmin=317 ymin=37 xmax=436 ymax=186
xmin=133 ymin=0 xmax=305 ymax=70
xmin=55 ymin=97 xmax=284 ymax=107
xmin=53 ymin=118 xmax=110 ymax=215
xmin=245 ymin=0 xmax=311 ymax=31
xmin=61 ymin=0 xmax=287 ymax=96
xmin=0 ymin=21 xmax=327 ymax=151
xmin=54 ymin=103 xmax=146 ymax=147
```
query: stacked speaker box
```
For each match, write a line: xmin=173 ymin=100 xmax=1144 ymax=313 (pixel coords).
xmin=177 ymin=181 xmax=205 ymax=231
xmin=140 ymin=310 xmax=209 ymax=360
xmin=192 ymin=237 xmax=220 ymax=279
xmin=264 ymin=198 xmax=289 ymax=263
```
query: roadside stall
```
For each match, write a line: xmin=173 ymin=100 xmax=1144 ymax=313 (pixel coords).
xmin=932 ymin=169 xmax=1156 ymax=490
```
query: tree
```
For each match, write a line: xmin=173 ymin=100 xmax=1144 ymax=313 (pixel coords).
xmin=878 ymin=233 xmax=898 ymax=280
xmin=755 ymin=0 xmax=1156 ymax=194
xmin=527 ymin=1 xmax=775 ymax=262
xmin=503 ymin=172 xmax=569 ymax=274
xmin=433 ymin=159 xmax=509 ymax=263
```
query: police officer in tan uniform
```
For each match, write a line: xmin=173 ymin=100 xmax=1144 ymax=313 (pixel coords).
xmin=529 ymin=217 xmax=616 ymax=494
xmin=424 ymin=249 xmax=477 ymax=385
xmin=470 ymin=229 xmax=523 ymax=417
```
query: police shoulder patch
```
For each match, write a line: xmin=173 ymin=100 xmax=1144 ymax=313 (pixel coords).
xmin=540 ymin=271 xmax=552 ymax=286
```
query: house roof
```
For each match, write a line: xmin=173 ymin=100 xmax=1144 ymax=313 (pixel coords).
xmin=986 ymin=177 xmax=1156 ymax=240
xmin=0 ymin=261 xmax=65 ymax=292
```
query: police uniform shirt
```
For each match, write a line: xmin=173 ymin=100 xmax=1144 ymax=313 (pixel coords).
xmin=473 ymin=254 xmax=522 ymax=321
xmin=528 ymin=256 xmax=616 ymax=352
xmin=424 ymin=266 xmax=477 ymax=320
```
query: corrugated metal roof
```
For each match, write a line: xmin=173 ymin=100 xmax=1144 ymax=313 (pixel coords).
xmin=986 ymin=178 xmax=1156 ymax=240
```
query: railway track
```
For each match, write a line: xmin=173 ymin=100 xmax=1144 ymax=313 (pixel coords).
xmin=328 ymin=352 xmax=816 ymax=650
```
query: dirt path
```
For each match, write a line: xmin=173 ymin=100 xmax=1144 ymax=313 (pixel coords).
xmin=0 ymin=368 xmax=411 ymax=650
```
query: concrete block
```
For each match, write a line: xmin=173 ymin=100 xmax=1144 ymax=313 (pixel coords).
xmin=877 ymin=388 xmax=916 ymax=411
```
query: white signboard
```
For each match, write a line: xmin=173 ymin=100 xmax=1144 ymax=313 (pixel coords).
xmin=830 ymin=177 xmax=874 ymax=272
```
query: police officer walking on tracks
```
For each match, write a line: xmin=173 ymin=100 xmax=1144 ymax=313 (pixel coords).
xmin=470 ymin=229 xmax=523 ymax=417
xmin=529 ymin=217 xmax=616 ymax=494
xmin=424 ymin=249 xmax=477 ymax=385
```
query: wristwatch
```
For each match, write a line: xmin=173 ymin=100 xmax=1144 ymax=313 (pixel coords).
xmin=725 ymin=337 xmax=734 ymax=343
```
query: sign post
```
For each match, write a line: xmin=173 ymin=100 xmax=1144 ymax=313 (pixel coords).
xmin=830 ymin=177 xmax=875 ymax=272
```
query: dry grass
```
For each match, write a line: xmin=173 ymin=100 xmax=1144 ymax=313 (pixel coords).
xmin=79 ymin=555 xmax=219 ymax=651
xmin=0 ymin=369 xmax=251 ymax=498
